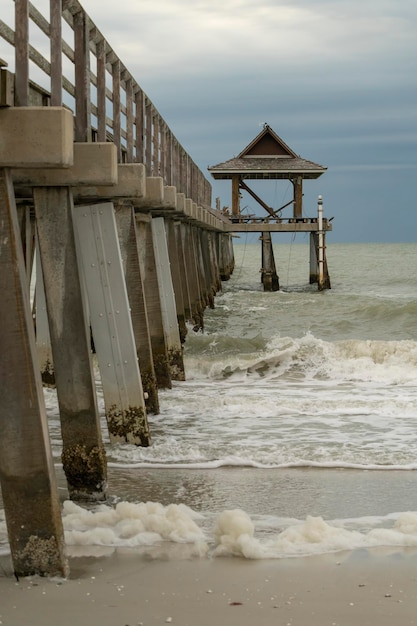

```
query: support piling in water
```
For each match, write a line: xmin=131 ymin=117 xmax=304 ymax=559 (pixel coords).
xmin=260 ymin=232 xmax=279 ymax=291
xmin=34 ymin=186 xmax=108 ymax=500
xmin=0 ymin=168 xmax=68 ymax=577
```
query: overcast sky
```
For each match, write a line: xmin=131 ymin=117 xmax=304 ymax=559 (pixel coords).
xmin=6 ymin=0 xmax=416 ymax=242
xmin=77 ymin=0 xmax=416 ymax=243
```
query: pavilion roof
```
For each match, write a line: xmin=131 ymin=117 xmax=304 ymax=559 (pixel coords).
xmin=208 ymin=125 xmax=326 ymax=180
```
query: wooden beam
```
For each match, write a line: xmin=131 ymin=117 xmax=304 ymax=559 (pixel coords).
xmin=239 ymin=179 xmax=276 ymax=218
xmin=232 ymin=174 xmax=240 ymax=216
xmin=50 ymin=0 xmax=62 ymax=106
xmin=14 ymin=0 xmax=29 ymax=106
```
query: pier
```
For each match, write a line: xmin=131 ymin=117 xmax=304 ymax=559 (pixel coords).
xmin=0 ymin=1 xmax=331 ymax=577
xmin=0 ymin=0 xmax=234 ymax=577
xmin=209 ymin=124 xmax=332 ymax=291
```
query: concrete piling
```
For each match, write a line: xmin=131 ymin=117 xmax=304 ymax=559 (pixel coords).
xmin=34 ymin=187 xmax=107 ymax=499
xmin=135 ymin=213 xmax=172 ymax=389
xmin=115 ymin=203 xmax=160 ymax=415
xmin=260 ymin=232 xmax=279 ymax=291
xmin=0 ymin=169 xmax=68 ymax=577
xmin=73 ymin=202 xmax=151 ymax=446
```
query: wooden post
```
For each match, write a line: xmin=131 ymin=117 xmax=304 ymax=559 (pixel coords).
xmin=151 ymin=217 xmax=185 ymax=381
xmin=73 ymin=202 xmax=151 ymax=445
xmin=96 ymin=38 xmax=107 ymax=142
xmin=115 ymin=204 xmax=159 ymax=415
xmin=232 ymin=175 xmax=240 ymax=217
xmin=261 ymin=232 xmax=279 ymax=291
xmin=112 ymin=59 xmax=121 ymax=162
xmin=135 ymin=89 xmax=144 ymax=163
xmin=0 ymin=169 xmax=68 ymax=577
xmin=49 ymin=0 xmax=62 ymax=106
xmin=14 ymin=0 xmax=29 ymax=106
xmin=145 ymin=100 xmax=152 ymax=175
xmin=34 ymin=187 xmax=107 ymax=499
xmin=135 ymin=213 xmax=172 ymax=388
xmin=125 ymin=78 xmax=134 ymax=162
xmin=74 ymin=8 xmax=92 ymax=142
xmin=293 ymin=176 xmax=303 ymax=218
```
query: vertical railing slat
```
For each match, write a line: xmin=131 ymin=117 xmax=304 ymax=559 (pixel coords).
xmin=74 ymin=8 xmax=91 ymax=141
xmin=96 ymin=38 xmax=106 ymax=142
xmin=112 ymin=59 xmax=121 ymax=161
xmin=15 ymin=0 xmax=29 ymax=106
xmin=49 ymin=0 xmax=62 ymax=106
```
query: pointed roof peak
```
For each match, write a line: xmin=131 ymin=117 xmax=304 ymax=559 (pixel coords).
xmin=238 ymin=125 xmax=298 ymax=159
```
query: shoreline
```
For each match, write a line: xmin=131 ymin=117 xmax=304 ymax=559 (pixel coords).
xmin=1 ymin=547 xmax=417 ymax=625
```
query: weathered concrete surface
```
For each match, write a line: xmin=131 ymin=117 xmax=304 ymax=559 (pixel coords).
xmin=13 ymin=142 xmax=118 ymax=186
xmin=0 ymin=168 xmax=68 ymax=577
xmin=115 ymin=204 xmax=160 ymax=415
xmin=0 ymin=107 xmax=73 ymax=168
xmin=73 ymin=163 xmax=146 ymax=200
xmin=135 ymin=213 xmax=172 ymax=389
xmin=34 ymin=187 xmax=108 ymax=500
xmin=73 ymin=202 xmax=151 ymax=445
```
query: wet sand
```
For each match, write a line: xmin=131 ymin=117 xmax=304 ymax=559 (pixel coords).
xmin=1 ymin=548 xmax=417 ymax=626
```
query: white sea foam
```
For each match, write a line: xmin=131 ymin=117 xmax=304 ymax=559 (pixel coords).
xmin=46 ymin=503 xmax=417 ymax=560
xmin=212 ymin=509 xmax=417 ymax=559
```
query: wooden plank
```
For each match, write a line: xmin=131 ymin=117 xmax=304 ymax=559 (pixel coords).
xmin=125 ymin=78 xmax=133 ymax=162
xmin=14 ymin=0 xmax=29 ymax=106
xmin=134 ymin=89 xmax=144 ymax=163
xmin=111 ymin=59 xmax=121 ymax=161
xmin=0 ymin=168 xmax=68 ymax=577
xmin=145 ymin=99 xmax=152 ymax=175
xmin=74 ymin=9 xmax=91 ymax=141
xmin=96 ymin=38 xmax=106 ymax=142
xmin=50 ymin=0 xmax=62 ymax=106
xmin=152 ymin=113 xmax=159 ymax=175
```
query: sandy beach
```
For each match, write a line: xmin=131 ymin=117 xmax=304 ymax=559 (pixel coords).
xmin=1 ymin=548 xmax=417 ymax=626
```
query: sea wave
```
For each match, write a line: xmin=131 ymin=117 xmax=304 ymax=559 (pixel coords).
xmin=185 ymin=332 xmax=417 ymax=385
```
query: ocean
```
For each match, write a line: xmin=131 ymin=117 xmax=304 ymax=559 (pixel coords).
xmin=2 ymin=241 xmax=417 ymax=561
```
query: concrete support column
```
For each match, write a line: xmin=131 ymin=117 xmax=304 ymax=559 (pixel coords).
xmin=114 ymin=204 xmax=159 ymax=415
xmin=309 ymin=231 xmax=331 ymax=290
xmin=219 ymin=233 xmax=235 ymax=281
xmin=260 ymin=232 xmax=279 ymax=292
xmin=186 ymin=225 xmax=204 ymax=329
xmin=34 ymin=187 xmax=107 ymax=499
xmin=208 ymin=230 xmax=222 ymax=293
xmin=165 ymin=219 xmax=187 ymax=343
xmin=35 ymin=246 xmax=55 ymax=386
xmin=176 ymin=221 xmax=193 ymax=323
xmin=0 ymin=169 xmax=68 ymax=577
xmin=16 ymin=204 xmax=35 ymax=285
xmin=199 ymin=229 xmax=215 ymax=308
xmin=73 ymin=202 xmax=151 ymax=445
xmin=151 ymin=217 xmax=185 ymax=381
xmin=136 ymin=213 xmax=172 ymax=389
xmin=193 ymin=227 xmax=209 ymax=309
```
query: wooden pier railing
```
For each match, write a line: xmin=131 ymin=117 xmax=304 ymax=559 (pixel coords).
xmin=0 ymin=0 xmax=211 ymax=207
